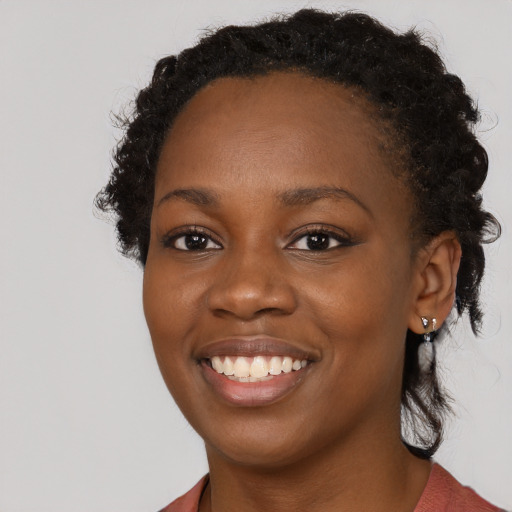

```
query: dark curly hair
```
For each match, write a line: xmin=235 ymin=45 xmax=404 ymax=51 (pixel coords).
xmin=96 ymin=9 xmax=500 ymax=459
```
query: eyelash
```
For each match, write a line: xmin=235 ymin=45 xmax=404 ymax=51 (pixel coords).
xmin=161 ymin=227 xmax=222 ymax=251
xmin=287 ymin=226 xmax=356 ymax=251
xmin=161 ymin=225 xmax=356 ymax=252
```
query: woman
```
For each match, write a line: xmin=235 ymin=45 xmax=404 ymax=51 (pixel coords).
xmin=97 ymin=9 xmax=503 ymax=511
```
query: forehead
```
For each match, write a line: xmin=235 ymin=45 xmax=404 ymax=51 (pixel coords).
xmin=155 ymin=72 xmax=410 ymax=217
xmin=172 ymin=72 xmax=379 ymax=131
xmin=163 ymin=72 xmax=388 ymax=171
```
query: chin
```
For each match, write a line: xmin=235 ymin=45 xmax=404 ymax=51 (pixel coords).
xmin=206 ymin=437 xmax=311 ymax=469
xmin=198 ymin=414 xmax=331 ymax=470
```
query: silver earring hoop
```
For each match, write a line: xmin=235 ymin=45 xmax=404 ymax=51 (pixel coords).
xmin=420 ymin=316 xmax=437 ymax=343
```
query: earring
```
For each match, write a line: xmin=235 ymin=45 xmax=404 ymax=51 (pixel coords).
xmin=420 ymin=316 xmax=437 ymax=343
xmin=418 ymin=317 xmax=437 ymax=370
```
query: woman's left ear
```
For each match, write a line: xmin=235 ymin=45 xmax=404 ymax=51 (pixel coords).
xmin=408 ymin=231 xmax=462 ymax=334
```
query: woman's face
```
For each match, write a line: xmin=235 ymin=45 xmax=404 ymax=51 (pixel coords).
xmin=144 ymin=73 xmax=422 ymax=468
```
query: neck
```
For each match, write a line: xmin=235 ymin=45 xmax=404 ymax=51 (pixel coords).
xmin=201 ymin=425 xmax=432 ymax=512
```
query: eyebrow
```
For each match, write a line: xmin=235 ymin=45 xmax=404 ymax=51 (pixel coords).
xmin=157 ymin=188 xmax=220 ymax=208
xmin=157 ymin=185 xmax=370 ymax=215
xmin=278 ymin=186 xmax=371 ymax=215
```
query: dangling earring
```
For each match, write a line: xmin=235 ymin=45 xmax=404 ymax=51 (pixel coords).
xmin=418 ymin=316 xmax=437 ymax=370
xmin=420 ymin=316 xmax=437 ymax=343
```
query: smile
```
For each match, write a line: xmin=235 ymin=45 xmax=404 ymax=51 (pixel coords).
xmin=208 ymin=355 xmax=309 ymax=382
xmin=196 ymin=337 xmax=317 ymax=406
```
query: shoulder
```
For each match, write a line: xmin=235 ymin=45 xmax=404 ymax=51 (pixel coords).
xmin=415 ymin=464 xmax=504 ymax=512
xmin=156 ymin=468 xmax=506 ymax=512
xmin=158 ymin=476 xmax=208 ymax=512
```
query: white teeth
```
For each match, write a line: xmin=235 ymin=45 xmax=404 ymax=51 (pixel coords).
xmin=209 ymin=355 xmax=308 ymax=380
xmin=282 ymin=356 xmax=293 ymax=373
xmin=269 ymin=356 xmax=283 ymax=375
xmin=250 ymin=356 xmax=269 ymax=378
xmin=233 ymin=356 xmax=251 ymax=378
xmin=211 ymin=356 xmax=223 ymax=373
xmin=223 ymin=356 xmax=234 ymax=376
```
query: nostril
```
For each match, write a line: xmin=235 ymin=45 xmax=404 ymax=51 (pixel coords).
xmin=255 ymin=307 xmax=282 ymax=316
xmin=211 ymin=305 xmax=289 ymax=320
xmin=206 ymin=262 xmax=297 ymax=319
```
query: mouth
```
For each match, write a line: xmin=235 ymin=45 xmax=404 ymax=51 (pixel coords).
xmin=205 ymin=355 xmax=308 ymax=382
xmin=196 ymin=337 xmax=317 ymax=406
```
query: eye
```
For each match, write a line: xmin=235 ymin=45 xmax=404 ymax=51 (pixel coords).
xmin=288 ymin=228 xmax=354 ymax=251
xmin=162 ymin=228 xmax=222 ymax=251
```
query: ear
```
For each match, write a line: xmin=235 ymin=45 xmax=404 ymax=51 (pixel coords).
xmin=408 ymin=231 xmax=462 ymax=334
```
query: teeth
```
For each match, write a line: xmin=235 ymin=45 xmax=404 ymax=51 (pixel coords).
xmin=223 ymin=356 xmax=234 ymax=375
xmin=211 ymin=356 xmax=223 ymax=373
xmin=282 ymin=356 xmax=293 ymax=373
xmin=269 ymin=356 xmax=282 ymax=375
xmin=250 ymin=356 xmax=269 ymax=378
xmin=233 ymin=357 xmax=251 ymax=378
xmin=210 ymin=355 xmax=307 ymax=380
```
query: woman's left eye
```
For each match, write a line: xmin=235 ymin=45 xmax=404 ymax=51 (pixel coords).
xmin=288 ymin=231 xmax=353 ymax=251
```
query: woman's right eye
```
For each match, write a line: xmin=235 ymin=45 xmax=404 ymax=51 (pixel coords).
xmin=163 ymin=231 xmax=222 ymax=251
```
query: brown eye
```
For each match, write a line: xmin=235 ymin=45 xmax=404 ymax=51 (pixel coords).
xmin=180 ymin=234 xmax=209 ymax=250
xmin=163 ymin=229 xmax=222 ymax=251
xmin=305 ymin=233 xmax=330 ymax=250
xmin=288 ymin=229 xmax=354 ymax=251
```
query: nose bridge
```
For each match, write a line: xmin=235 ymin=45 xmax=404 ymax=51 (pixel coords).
xmin=207 ymin=240 xmax=296 ymax=319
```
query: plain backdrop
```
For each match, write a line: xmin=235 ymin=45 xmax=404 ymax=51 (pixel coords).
xmin=1 ymin=0 xmax=511 ymax=510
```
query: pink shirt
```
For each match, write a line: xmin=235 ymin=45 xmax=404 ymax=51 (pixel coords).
xmin=159 ymin=464 xmax=504 ymax=512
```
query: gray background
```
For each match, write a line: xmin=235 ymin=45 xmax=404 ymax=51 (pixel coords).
xmin=1 ymin=0 xmax=511 ymax=510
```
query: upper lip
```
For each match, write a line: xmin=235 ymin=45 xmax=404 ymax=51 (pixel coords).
xmin=195 ymin=335 xmax=321 ymax=362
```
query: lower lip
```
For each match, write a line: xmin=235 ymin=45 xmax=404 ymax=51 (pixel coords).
xmin=200 ymin=362 xmax=310 ymax=406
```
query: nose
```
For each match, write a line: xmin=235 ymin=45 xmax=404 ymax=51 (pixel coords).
xmin=206 ymin=247 xmax=297 ymax=321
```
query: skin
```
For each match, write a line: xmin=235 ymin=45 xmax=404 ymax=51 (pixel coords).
xmin=143 ymin=72 xmax=461 ymax=511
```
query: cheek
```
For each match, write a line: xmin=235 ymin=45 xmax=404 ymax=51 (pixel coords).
xmin=306 ymin=253 xmax=410 ymax=326
xmin=143 ymin=257 xmax=204 ymax=338
xmin=301 ymin=249 xmax=413 ymax=373
xmin=142 ymin=257 xmax=206 ymax=394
